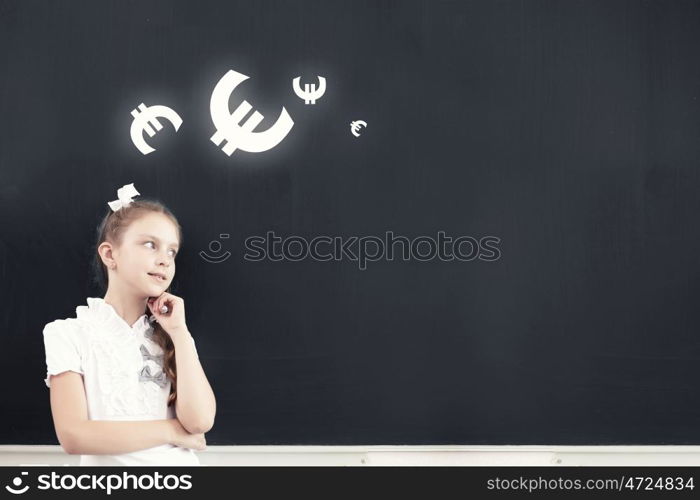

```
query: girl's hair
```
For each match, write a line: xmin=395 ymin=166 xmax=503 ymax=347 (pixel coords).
xmin=90 ymin=199 xmax=183 ymax=407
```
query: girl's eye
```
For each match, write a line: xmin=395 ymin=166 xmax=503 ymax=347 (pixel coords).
xmin=145 ymin=241 xmax=177 ymax=257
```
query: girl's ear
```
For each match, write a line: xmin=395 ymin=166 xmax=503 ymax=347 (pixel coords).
xmin=97 ymin=241 xmax=116 ymax=268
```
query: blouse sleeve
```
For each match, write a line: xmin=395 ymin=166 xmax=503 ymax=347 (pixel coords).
xmin=42 ymin=320 xmax=84 ymax=388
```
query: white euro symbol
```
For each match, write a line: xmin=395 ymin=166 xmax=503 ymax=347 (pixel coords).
xmin=130 ymin=103 xmax=183 ymax=155
xmin=292 ymin=76 xmax=326 ymax=104
xmin=210 ymin=70 xmax=294 ymax=156
xmin=350 ymin=120 xmax=367 ymax=137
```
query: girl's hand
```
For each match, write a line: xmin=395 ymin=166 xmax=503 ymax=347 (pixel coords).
xmin=147 ymin=292 xmax=188 ymax=336
xmin=168 ymin=418 xmax=207 ymax=451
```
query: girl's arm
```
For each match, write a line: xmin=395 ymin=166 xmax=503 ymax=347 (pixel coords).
xmin=63 ymin=420 xmax=176 ymax=455
xmin=49 ymin=371 xmax=201 ymax=455
xmin=171 ymin=331 xmax=216 ymax=434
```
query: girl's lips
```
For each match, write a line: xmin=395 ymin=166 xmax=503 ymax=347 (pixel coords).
xmin=147 ymin=273 xmax=166 ymax=282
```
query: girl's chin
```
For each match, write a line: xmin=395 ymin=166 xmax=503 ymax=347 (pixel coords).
xmin=142 ymin=282 xmax=166 ymax=296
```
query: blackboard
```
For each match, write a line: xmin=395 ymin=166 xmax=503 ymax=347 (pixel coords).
xmin=2 ymin=0 xmax=700 ymax=445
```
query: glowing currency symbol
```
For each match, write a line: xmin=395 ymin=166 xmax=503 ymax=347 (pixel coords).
xmin=350 ymin=120 xmax=367 ymax=137
xmin=129 ymin=103 xmax=183 ymax=155
xmin=210 ymin=69 xmax=294 ymax=156
xmin=292 ymin=76 xmax=326 ymax=104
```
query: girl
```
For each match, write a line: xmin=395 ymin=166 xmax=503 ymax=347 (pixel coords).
xmin=42 ymin=183 xmax=216 ymax=466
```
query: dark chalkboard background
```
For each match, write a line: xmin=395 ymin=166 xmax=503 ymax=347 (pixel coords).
xmin=2 ymin=0 xmax=700 ymax=445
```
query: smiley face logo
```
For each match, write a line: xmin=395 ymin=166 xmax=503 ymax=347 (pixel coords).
xmin=199 ymin=233 xmax=232 ymax=264
xmin=5 ymin=472 xmax=29 ymax=495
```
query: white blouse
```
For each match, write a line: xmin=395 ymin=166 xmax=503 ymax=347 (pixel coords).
xmin=42 ymin=297 xmax=201 ymax=466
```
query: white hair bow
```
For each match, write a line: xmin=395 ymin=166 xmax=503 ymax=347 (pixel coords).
xmin=107 ymin=183 xmax=140 ymax=211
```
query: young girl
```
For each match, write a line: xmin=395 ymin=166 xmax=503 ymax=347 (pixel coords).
xmin=42 ymin=183 xmax=216 ymax=466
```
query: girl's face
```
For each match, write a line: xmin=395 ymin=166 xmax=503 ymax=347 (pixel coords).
xmin=107 ymin=212 xmax=180 ymax=298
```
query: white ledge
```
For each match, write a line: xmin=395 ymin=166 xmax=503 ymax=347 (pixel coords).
xmin=1 ymin=445 xmax=700 ymax=466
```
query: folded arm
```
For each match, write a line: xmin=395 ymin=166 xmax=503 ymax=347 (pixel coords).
xmin=172 ymin=331 xmax=216 ymax=434
xmin=48 ymin=371 xmax=177 ymax=455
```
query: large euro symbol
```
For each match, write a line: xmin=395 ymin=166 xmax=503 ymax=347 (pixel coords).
xmin=210 ymin=70 xmax=294 ymax=156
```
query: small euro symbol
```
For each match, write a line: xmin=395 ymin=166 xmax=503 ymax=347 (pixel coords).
xmin=129 ymin=103 xmax=183 ymax=155
xmin=292 ymin=76 xmax=326 ymax=104
xmin=210 ymin=69 xmax=294 ymax=156
xmin=350 ymin=120 xmax=367 ymax=137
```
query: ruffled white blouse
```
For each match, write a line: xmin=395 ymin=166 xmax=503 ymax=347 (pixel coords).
xmin=42 ymin=297 xmax=201 ymax=466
